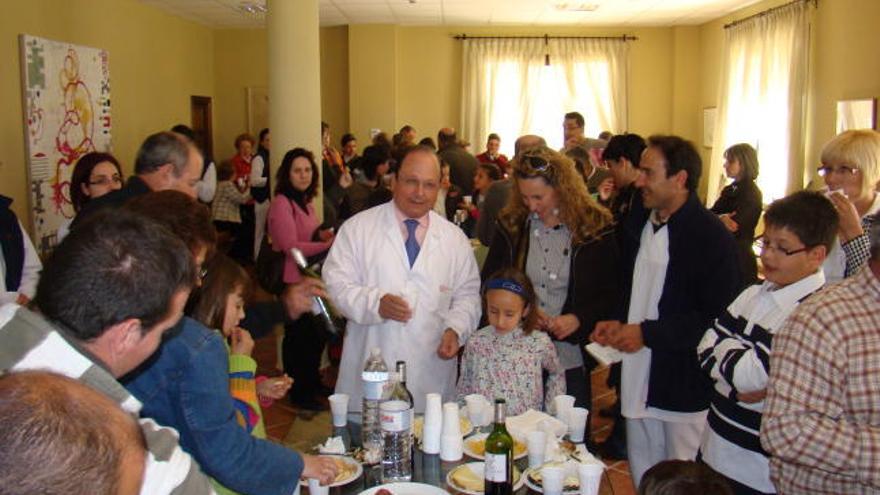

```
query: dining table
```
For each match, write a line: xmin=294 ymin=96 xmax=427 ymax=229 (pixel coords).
xmin=305 ymin=414 xmax=616 ymax=495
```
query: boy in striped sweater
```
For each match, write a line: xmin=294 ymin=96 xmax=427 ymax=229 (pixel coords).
xmin=696 ymin=191 xmax=838 ymax=494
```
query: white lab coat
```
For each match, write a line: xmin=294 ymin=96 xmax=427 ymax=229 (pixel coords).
xmin=323 ymin=202 xmax=482 ymax=413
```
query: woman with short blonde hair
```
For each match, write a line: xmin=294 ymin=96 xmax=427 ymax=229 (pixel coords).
xmin=819 ymin=129 xmax=880 ymax=281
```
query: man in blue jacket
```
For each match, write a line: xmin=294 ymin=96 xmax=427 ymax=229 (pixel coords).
xmin=591 ymin=135 xmax=741 ymax=486
xmin=122 ymin=191 xmax=338 ymax=495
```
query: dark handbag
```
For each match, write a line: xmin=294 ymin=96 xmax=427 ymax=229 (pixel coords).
xmin=255 ymin=234 xmax=285 ymax=295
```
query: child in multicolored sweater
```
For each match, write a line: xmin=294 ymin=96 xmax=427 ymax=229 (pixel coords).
xmin=189 ymin=254 xmax=293 ymax=493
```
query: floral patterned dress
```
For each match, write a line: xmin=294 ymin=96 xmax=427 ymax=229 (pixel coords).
xmin=457 ymin=325 xmax=566 ymax=415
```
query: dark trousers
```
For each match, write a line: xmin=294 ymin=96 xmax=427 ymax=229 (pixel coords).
xmin=229 ymin=204 xmax=255 ymax=265
xmin=283 ymin=314 xmax=328 ymax=401
xmin=565 ymin=366 xmax=593 ymax=446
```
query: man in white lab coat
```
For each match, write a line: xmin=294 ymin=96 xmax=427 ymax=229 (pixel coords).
xmin=323 ymin=146 xmax=482 ymax=413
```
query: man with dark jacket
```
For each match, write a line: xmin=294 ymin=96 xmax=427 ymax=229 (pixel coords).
xmin=437 ymin=127 xmax=479 ymax=196
xmin=591 ymin=135 xmax=741 ymax=486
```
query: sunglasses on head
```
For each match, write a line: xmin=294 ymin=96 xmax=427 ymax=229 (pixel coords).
xmin=516 ymin=153 xmax=554 ymax=180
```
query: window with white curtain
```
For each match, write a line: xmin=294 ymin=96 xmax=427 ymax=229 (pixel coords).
xmin=708 ymin=2 xmax=810 ymax=204
xmin=461 ymin=38 xmax=629 ymax=157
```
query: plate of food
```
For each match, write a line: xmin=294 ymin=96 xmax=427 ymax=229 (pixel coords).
xmin=446 ymin=462 xmax=525 ymax=495
xmin=413 ymin=415 xmax=473 ymax=442
xmin=300 ymin=456 xmax=362 ymax=487
xmin=359 ymin=482 xmax=450 ymax=495
xmin=523 ymin=461 xmax=581 ymax=494
xmin=462 ymin=434 xmax=528 ymax=461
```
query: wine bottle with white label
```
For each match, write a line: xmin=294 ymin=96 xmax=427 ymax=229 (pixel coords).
xmin=484 ymin=398 xmax=513 ymax=495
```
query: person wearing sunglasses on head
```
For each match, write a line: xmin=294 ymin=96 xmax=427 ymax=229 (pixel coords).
xmin=817 ymin=129 xmax=880 ymax=282
xmin=482 ymin=144 xmax=620 ymax=451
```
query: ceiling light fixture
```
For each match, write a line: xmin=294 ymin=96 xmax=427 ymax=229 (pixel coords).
xmin=238 ymin=1 xmax=267 ymax=15
xmin=554 ymin=3 xmax=600 ymax=12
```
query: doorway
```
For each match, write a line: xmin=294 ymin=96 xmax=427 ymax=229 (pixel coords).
xmin=190 ymin=95 xmax=213 ymax=160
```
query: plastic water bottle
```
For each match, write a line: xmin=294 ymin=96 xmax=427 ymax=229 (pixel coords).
xmin=362 ymin=348 xmax=389 ymax=460
xmin=380 ymin=368 xmax=413 ymax=482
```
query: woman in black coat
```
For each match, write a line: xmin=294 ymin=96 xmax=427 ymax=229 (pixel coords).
xmin=711 ymin=143 xmax=763 ymax=286
xmin=482 ymin=146 xmax=620 ymax=447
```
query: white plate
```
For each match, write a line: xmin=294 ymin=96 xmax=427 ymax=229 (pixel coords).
xmin=461 ymin=434 xmax=528 ymax=461
xmin=446 ymin=462 xmax=525 ymax=495
xmin=300 ymin=456 xmax=363 ymax=487
xmin=359 ymin=482 xmax=450 ymax=495
xmin=522 ymin=462 xmax=581 ymax=494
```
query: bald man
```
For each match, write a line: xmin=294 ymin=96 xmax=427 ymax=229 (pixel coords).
xmin=0 ymin=370 xmax=146 ymax=495
xmin=324 ymin=145 xmax=481 ymax=414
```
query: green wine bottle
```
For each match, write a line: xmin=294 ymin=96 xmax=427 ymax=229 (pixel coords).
xmin=484 ymin=399 xmax=513 ymax=495
xmin=289 ymin=247 xmax=340 ymax=335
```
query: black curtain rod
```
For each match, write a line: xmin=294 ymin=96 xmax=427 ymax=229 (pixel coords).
xmin=453 ymin=34 xmax=637 ymax=41
xmin=724 ymin=0 xmax=817 ymax=29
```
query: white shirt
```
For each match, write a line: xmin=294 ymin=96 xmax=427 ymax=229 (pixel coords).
xmin=0 ymin=221 xmax=42 ymax=304
xmin=622 ymin=219 xmax=705 ymax=424
xmin=697 ymin=270 xmax=825 ymax=492
xmin=249 ymin=155 xmax=268 ymax=191
xmin=323 ymin=202 xmax=482 ymax=413
xmin=196 ymin=161 xmax=216 ymax=204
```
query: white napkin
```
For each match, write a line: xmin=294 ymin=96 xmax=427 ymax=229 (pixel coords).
xmin=585 ymin=343 xmax=623 ymax=366
xmin=506 ymin=409 xmax=567 ymax=441
xmin=317 ymin=436 xmax=345 ymax=454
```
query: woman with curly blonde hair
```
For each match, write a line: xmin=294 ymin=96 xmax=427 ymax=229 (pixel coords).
xmin=482 ymin=145 xmax=620 ymax=444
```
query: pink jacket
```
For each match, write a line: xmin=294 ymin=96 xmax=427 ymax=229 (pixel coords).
xmin=267 ymin=195 xmax=332 ymax=283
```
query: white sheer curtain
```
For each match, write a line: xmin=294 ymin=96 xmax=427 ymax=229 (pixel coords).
xmin=461 ymin=37 xmax=628 ymax=156
xmin=708 ymin=2 xmax=809 ymax=204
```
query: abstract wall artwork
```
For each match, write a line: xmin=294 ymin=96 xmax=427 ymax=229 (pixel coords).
xmin=19 ymin=34 xmax=111 ymax=255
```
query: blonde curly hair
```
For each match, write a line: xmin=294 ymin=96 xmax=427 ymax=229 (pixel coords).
xmin=499 ymin=145 xmax=612 ymax=245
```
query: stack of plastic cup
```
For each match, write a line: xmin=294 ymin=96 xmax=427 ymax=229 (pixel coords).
xmin=553 ymin=394 xmax=575 ymax=423
xmin=527 ymin=430 xmax=547 ymax=468
xmin=440 ymin=402 xmax=463 ymax=461
xmin=422 ymin=393 xmax=443 ymax=454
xmin=567 ymin=407 xmax=589 ymax=443
xmin=307 ymin=478 xmax=328 ymax=495
xmin=578 ymin=462 xmax=605 ymax=495
xmin=540 ymin=465 xmax=565 ymax=495
xmin=328 ymin=394 xmax=349 ymax=427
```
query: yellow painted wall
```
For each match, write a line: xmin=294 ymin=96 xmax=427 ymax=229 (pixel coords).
xmin=213 ymin=29 xmax=266 ymax=160
xmin=320 ymin=26 xmax=350 ymax=141
xmin=348 ymin=25 xmax=398 ymax=144
xmin=212 ymin=26 xmax=349 ymax=162
xmin=0 ymin=0 xmax=214 ymax=225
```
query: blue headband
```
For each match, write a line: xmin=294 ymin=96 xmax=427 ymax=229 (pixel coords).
xmin=486 ymin=278 xmax=526 ymax=296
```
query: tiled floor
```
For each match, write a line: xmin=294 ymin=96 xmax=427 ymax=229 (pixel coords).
xmin=253 ymin=331 xmax=636 ymax=494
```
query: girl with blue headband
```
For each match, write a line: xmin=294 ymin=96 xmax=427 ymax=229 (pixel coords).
xmin=457 ymin=267 xmax=565 ymax=415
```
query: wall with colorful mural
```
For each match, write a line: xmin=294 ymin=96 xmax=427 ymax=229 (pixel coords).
xmin=20 ymin=35 xmax=111 ymax=254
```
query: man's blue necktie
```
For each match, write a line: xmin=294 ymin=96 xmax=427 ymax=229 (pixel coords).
xmin=404 ymin=219 xmax=420 ymax=267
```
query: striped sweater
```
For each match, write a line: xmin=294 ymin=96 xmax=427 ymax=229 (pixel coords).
xmin=0 ymin=303 xmax=215 ymax=495
xmin=696 ymin=270 xmax=825 ymax=493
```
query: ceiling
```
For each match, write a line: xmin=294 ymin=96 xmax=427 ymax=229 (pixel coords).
xmin=138 ymin=0 xmax=762 ymax=29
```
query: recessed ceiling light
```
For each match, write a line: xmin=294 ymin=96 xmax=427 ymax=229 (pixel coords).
xmin=554 ymin=3 xmax=600 ymax=12
xmin=238 ymin=1 xmax=267 ymax=15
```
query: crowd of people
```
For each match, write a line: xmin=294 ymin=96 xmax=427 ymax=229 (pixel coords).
xmin=0 ymin=113 xmax=879 ymax=495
